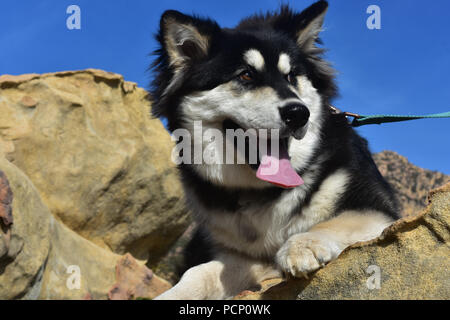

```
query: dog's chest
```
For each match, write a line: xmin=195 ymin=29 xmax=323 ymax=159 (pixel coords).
xmin=194 ymin=168 xmax=349 ymax=259
xmin=202 ymin=187 xmax=315 ymax=258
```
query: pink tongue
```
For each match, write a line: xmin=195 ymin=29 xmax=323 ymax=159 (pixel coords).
xmin=256 ymin=140 xmax=304 ymax=188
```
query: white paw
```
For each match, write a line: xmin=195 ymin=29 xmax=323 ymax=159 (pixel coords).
xmin=276 ymin=232 xmax=343 ymax=278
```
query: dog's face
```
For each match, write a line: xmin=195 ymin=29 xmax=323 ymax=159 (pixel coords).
xmin=152 ymin=1 xmax=336 ymax=188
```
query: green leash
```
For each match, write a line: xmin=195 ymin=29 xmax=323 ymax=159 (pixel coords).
xmin=330 ymin=106 xmax=450 ymax=127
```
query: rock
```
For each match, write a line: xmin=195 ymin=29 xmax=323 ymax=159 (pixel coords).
xmin=373 ymin=151 xmax=450 ymax=216
xmin=236 ymin=183 xmax=450 ymax=300
xmin=151 ymin=223 xmax=196 ymax=284
xmin=0 ymin=156 xmax=171 ymax=299
xmin=0 ymin=171 xmax=13 ymax=226
xmin=39 ymin=221 xmax=171 ymax=300
xmin=0 ymin=157 xmax=51 ymax=299
xmin=39 ymin=216 xmax=120 ymax=300
xmin=108 ymin=253 xmax=171 ymax=300
xmin=0 ymin=69 xmax=189 ymax=261
xmin=0 ymin=171 xmax=13 ymax=266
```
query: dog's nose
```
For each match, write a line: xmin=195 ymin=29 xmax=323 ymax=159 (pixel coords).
xmin=279 ymin=103 xmax=310 ymax=131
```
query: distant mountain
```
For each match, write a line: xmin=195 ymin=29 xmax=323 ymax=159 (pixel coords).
xmin=373 ymin=151 xmax=450 ymax=216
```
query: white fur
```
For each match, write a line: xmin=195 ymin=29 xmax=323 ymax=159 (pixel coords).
xmin=276 ymin=210 xmax=393 ymax=276
xmin=180 ymin=83 xmax=285 ymax=188
xmin=155 ymin=253 xmax=281 ymax=300
xmin=285 ymin=169 xmax=349 ymax=237
xmin=277 ymin=53 xmax=291 ymax=74
xmin=195 ymin=169 xmax=349 ymax=261
xmin=244 ymin=49 xmax=265 ymax=71
xmin=288 ymin=76 xmax=323 ymax=173
xmin=179 ymin=76 xmax=322 ymax=188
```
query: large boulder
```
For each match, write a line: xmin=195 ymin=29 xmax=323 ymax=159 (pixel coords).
xmin=0 ymin=69 xmax=189 ymax=262
xmin=236 ymin=183 xmax=450 ymax=300
xmin=0 ymin=156 xmax=171 ymax=299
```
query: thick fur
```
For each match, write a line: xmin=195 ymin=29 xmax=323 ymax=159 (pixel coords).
xmin=150 ymin=1 xmax=399 ymax=300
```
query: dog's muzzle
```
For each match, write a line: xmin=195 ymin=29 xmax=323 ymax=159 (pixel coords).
xmin=279 ymin=103 xmax=310 ymax=140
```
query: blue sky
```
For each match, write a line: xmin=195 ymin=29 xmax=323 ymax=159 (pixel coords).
xmin=1 ymin=0 xmax=449 ymax=174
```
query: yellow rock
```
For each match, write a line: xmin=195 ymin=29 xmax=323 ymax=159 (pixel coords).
xmin=0 ymin=156 xmax=171 ymax=300
xmin=0 ymin=157 xmax=50 ymax=299
xmin=0 ymin=69 xmax=189 ymax=262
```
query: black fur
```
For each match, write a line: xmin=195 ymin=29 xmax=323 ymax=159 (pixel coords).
xmin=177 ymin=227 xmax=213 ymax=277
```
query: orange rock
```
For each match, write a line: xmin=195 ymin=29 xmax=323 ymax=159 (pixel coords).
xmin=108 ymin=253 xmax=171 ymax=300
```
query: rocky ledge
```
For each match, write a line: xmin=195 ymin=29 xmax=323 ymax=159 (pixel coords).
xmin=235 ymin=183 xmax=450 ymax=300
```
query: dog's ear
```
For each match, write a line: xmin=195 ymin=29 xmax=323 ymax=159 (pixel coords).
xmin=159 ymin=10 xmax=219 ymax=69
xmin=295 ymin=1 xmax=328 ymax=51
xmin=273 ymin=1 xmax=328 ymax=54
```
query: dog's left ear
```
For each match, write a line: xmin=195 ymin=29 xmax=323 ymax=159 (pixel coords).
xmin=274 ymin=1 xmax=328 ymax=54
xmin=159 ymin=10 xmax=220 ymax=69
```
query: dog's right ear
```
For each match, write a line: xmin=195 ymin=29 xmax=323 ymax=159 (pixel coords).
xmin=159 ymin=10 xmax=220 ymax=69
xmin=272 ymin=1 xmax=328 ymax=55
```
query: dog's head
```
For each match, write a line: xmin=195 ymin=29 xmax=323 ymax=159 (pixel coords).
xmin=151 ymin=1 xmax=336 ymax=188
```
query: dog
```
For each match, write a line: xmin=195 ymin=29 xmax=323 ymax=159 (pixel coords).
xmin=150 ymin=0 xmax=399 ymax=300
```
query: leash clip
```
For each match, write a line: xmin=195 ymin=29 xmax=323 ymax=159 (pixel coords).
xmin=329 ymin=105 xmax=361 ymax=119
xmin=343 ymin=111 xmax=361 ymax=119
xmin=329 ymin=105 xmax=361 ymax=126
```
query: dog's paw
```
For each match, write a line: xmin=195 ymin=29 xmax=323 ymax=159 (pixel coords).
xmin=275 ymin=232 xmax=343 ymax=278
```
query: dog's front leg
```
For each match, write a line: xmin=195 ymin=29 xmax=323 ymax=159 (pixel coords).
xmin=155 ymin=252 xmax=281 ymax=300
xmin=276 ymin=210 xmax=394 ymax=277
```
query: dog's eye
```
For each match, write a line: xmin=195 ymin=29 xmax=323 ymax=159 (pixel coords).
xmin=286 ymin=73 xmax=295 ymax=84
xmin=239 ymin=71 xmax=252 ymax=82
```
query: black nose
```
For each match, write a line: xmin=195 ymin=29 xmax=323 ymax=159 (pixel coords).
xmin=279 ymin=103 xmax=310 ymax=131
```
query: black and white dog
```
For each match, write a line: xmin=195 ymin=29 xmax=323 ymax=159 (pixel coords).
xmin=151 ymin=1 xmax=399 ymax=299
